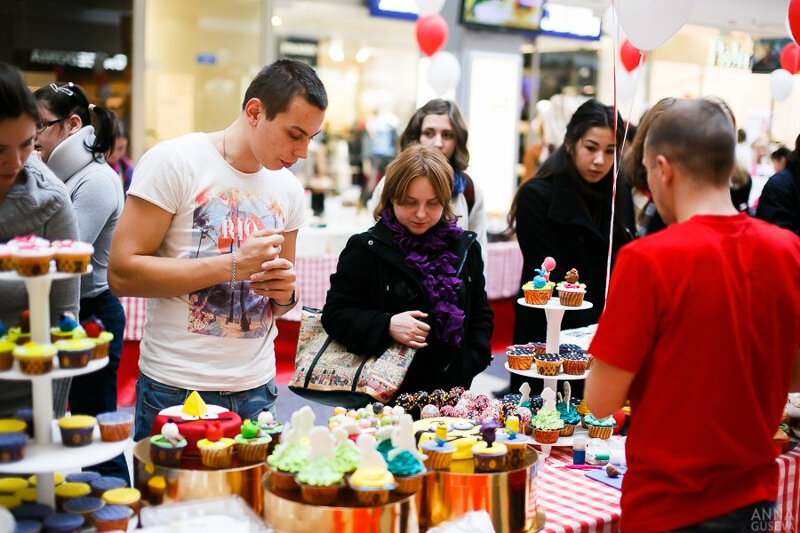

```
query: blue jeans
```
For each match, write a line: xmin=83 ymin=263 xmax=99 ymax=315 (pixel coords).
xmin=133 ymin=372 xmax=279 ymax=441
xmin=671 ymin=501 xmax=776 ymax=532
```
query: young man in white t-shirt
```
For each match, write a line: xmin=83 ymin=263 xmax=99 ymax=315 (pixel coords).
xmin=109 ymin=60 xmax=327 ymax=440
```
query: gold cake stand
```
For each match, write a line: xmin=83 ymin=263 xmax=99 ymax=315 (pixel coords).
xmin=132 ymin=439 xmax=267 ymax=513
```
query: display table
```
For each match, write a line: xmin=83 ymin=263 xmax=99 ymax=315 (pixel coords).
xmin=536 ymin=446 xmax=800 ymax=533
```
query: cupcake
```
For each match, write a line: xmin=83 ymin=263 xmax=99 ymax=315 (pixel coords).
xmin=531 ymin=407 xmax=564 ymax=444
xmin=149 ymin=419 xmax=187 ymax=467
xmin=57 ymin=415 xmax=96 ymax=447
xmin=556 ymin=268 xmax=587 ymax=307
xmin=534 ymin=353 xmax=563 ymax=376
xmin=13 ymin=343 xmax=55 ymax=375
xmin=11 ymin=243 xmax=52 ymax=277
xmin=96 ymin=412 xmax=133 ymax=442
xmin=584 ymin=414 xmax=615 ymax=439
xmin=386 ymin=417 xmax=428 ymax=494
xmin=54 ymin=339 xmax=94 ymax=369
xmin=575 ymin=399 xmax=590 ymax=423
xmin=101 ymin=488 xmax=141 ymax=516
xmin=64 ymin=472 xmax=101 ymax=484
xmin=89 ymin=477 xmax=127 ymax=499
xmin=556 ymin=401 xmax=581 ymax=437
xmin=471 ymin=421 xmax=508 ymax=473
xmin=51 ymin=240 xmax=94 ymax=274
xmin=13 ymin=409 xmax=33 ymax=438
xmin=562 ymin=352 xmax=590 ymax=375
xmin=63 ymin=496 xmax=104 ymax=527
xmin=92 ymin=505 xmax=132 ymax=532
xmin=266 ymin=441 xmax=308 ymax=491
xmin=0 ymin=338 xmax=13 ymax=371
xmin=296 ymin=456 xmax=345 ymax=505
xmin=43 ymin=512 xmax=84 ymax=532
xmin=0 ymin=477 xmax=28 ymax=495
xmin=54 ymin=482 xmax=90 ymax=512
xmin=146 ymin=476 xmax=166 ymax=505
xmin=81 ymin=317 xmax=113 ymax=360
xmin=522 ymin=267 xmax=556 ymax=305
xmin=234 ymin=419 xmax=272 ymax=464
xmin=196 ymin=424 xmax=235 ymax=469
xmin=11 ymin=503 xmax=53 ymax=523
xmin=418 ymin=438 xmax=456 ymax=471
xmin=50 ymin=313 xmax=85 ymax=343
xmin=0 ymin=433 xmax=26 ymax=463
xmin=258 ymin=410 xmax=283 ymax=454
xmin=332 ymin=428 xmax=361 ymax=475
xmin=496 ymin=422 xmax=533 ymax=468
xmin=0 ymin=244 xmax=11 ymax=271
xmin=348 ymin=434 xmax=395 ymax=506
xmin=506 ymin=345 xmax=535 ymax=371
xmin=8 ymin=311 xmax=31 ymax=346
xmin=0 ymin=419 xmax=26 ymax=434
xmin=15 ymin=488 xmax=37 ymax=504
xmin=0 ymin=495 xmax=21 ymax=510
xmin=28 ymin=474 xmax=65 ymax=487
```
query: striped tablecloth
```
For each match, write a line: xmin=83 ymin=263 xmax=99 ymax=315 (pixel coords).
xmin=121 ymin=241 xmax=523 ymax=334
xmin=538 ymin=446 xmax=800 ymax=533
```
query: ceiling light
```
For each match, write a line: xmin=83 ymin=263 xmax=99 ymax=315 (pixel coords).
xmin=356 ymin=47 xmax=370 ymax=63
xmin=271 ymin=16 xmax=282 ymax=26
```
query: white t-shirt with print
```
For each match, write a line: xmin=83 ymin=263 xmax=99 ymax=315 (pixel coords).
xmin=127 ymin=132 xmax=306 ymax=391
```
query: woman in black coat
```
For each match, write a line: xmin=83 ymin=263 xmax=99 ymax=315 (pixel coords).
xmin=756 ymin=133 xmax=800 ymax=237
xmin=508 ymin=100 xmax=635 ymax=395
xmin=323 ymin=145 xmax=493 ymax=394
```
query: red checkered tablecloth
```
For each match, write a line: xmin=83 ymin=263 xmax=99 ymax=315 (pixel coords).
xmin=537 ymin=446 xmax=800 ymax=533
xmin=120 ymin=296 xmax=146 ymax=341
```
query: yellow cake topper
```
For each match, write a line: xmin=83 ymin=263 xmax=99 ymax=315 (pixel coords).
xmin=182 ymin=391 xmax=207 ymax=417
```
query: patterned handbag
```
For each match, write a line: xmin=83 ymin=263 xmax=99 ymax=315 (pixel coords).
xmin=288 ymin=307 xmax=416 ymax=408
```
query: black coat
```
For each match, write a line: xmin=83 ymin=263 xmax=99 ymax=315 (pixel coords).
xmin=322 ymin=220 xmax=494 ymax=393
xmin=513 ymin=173 xmax=636 ymax=344
xmin=756 ymin=168 xmax=800 ymax=237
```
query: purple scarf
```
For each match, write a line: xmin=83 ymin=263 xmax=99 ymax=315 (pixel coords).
xmin=380 ymin=209 xmax=465 ymax=346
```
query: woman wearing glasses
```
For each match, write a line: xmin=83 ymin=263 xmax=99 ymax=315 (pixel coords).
xmin=33 ymin=81 xmax=128 ymax=481
xmin=0 ymin=62 xmax=79 ymax=419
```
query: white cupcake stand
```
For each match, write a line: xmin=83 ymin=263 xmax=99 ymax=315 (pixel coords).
xmin=506 ymin=297 xmax=593 ymax=455
xmin=0 ymin=267 xmax=129 ymax=508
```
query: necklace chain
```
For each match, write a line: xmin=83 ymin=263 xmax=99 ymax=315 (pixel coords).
xmin=222 ymin=128 xmax=227 ymax=163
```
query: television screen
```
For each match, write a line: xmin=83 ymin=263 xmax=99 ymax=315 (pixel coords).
xmin=460 ymin=0 xmax=546 ymax=35
xmin=752 ymin=38 xmax=792 ymax=73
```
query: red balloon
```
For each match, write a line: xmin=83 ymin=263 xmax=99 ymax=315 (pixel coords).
xmin=415 ymin=14 xmax=448 ymax=57
xmin=790 ymin=0 xmax=800 ymax=44
xmin=781 ymin=42 xmax=800 ymax=75
xmin=620 ymin=39 xmax=646 ymax=72
xmin=612 ymin=410 xmax=627 ymax=434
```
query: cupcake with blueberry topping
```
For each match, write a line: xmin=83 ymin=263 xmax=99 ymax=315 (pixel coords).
xmin=534 ymin=353 xmax=563 ymax=376
xmin=562 ymin=352 xmax=590 ymax=375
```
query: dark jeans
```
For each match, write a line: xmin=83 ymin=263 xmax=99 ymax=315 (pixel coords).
xmin=133 ymin=372 xmax=279 ymax=441
xmin=671 ymin=501 xmax=776 ymax=532
xmin=69 ymin=289 xmax=128 ymax=483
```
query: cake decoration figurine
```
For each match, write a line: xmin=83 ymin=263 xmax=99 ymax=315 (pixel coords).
xmin=235 ymin=419 xmax=271 ymax=464
xmin=518 ymin=382 xmax=531 ymax=406
xmin=149 ymin=418 xmax=187 ymax=467
xmin=496 ymin=416 xmax=533 ymax=467
xmin=182 ymin=391 xmax=208 ymax=419
xmin=387 ymin=415 xmax=427 ymax=494
xmin=556 ymin=268 xmax=587 ymax=306
xmin=295 ymin=427 xmax=344 ymax=505
xmin=196 ymin=422 xmax=235 ymax=469
xmin=470 ymin=420 xmax=508 ymax=472
xmin=541 ymin=256 xmax=556 ymax=282
xmin=333 ymin=426 xmax=362 ymax=474
xmin=348 ymin=434 xmax=396 ymax=505
xmin=161 ymin=419 xmax=182 ymax=445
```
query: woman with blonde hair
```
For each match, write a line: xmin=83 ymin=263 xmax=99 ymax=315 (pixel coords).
xmin=323 ymin=144 xmax=493 ymax=393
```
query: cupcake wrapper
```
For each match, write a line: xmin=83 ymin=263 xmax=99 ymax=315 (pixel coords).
xmin=99 ymin=423 xmax=131 ymax=442
xmin=0 ymin=444 xmax=25 ymax=463
xmin=200 ymin=446 xmax=233 ymax=469
xmin=150 ymin=444 xmax=184 ymax=467
xmin=58 ymin=351 xmax=91 ymax=369
xmin=299 ymin=482 xmax=342 ymax=505
xmin=524 ymin=288 xmax=552 ymax=305
xmin=353 ymin=488 xmax=390 ymax=506
xmin=532 ymin=345 xmax=546 ymax=356
xmin=94 ymin=516 xmax=130 ymax=532
xmin=587 ymin=425 xmax=613 ymax=439
xmin=270 ymin=469 xmax=299 ymax=491
xmin=0 ymin=257 xmax=13 ymax=271
xmin=18 ymin=357 xmax=53 ymax=375
xmin=0 ymin=351 xmax=12 ymax=371
xmin=559 ymin=424 xmax=576 ymax=437
xmin=14 ymin=258 xmax=51 ymax=277
xmin=238 ymin=441 xmax=270 ymax=464
xmin=473 ymin=453 xmax=505 ymax=473
xmin=558 ymin=290 xmax=585 ymax=307
xmin=535 ymin=360 xmax=561 ymax=376
xmin=533 ymin=429 xmax=560 ymax=444
xmin=562 ymin=360 xmax=588 ymax=375
xmin=424 ymin=450 xmax=454 ymax=471
xmin=394 ymin=471 xmax=427 ymax=495
xmin=507 ymin=355 xmax=534 ymax=371
xmin=503 ymin=444 xmax=527 ymax=468
xmin=60 ymin=428 xmax=94 ymax=447
xmin=90 ymin=340 xmax=110 ymax=361
xmin=55 ymin=256 xmax=90 ymax=273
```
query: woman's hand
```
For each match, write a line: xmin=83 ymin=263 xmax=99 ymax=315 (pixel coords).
xmin=389 ymin=311 xmax=430 ymax=349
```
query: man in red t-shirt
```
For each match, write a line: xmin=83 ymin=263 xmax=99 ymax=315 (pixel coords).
xmin=586 ymin=99 xmax=800 ymax=532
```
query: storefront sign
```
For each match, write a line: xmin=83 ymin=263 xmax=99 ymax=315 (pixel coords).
xmin=369 ymin=0 xmax=418 ymax=21
xmin=279 ymin=38 xmax=318 ymax=67
xmin=539 ymin=3 xmax=601 ymax=41
xmin=29 ymin=49 xmax=128 ymax=71
xmin=707 ymin=38 xmax=753 ymax=69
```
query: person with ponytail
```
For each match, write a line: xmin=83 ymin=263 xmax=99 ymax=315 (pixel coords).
xmin=33 ymin=81 xmax=127 ymax=482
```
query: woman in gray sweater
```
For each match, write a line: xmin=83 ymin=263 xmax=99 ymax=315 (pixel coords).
xmin=0 ymin=62 xmax=79 ymax=418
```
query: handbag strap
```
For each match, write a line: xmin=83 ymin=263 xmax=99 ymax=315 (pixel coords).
xmin=303 ymin=328 xmax=333 ymax=388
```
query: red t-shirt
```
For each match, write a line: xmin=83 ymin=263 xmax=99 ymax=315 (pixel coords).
xmin=589 ymin=213 xmax=800 ymax=532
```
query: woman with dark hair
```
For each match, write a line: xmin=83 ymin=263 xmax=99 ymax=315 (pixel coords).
xmin=33 ymin=81 xmax=127 ymax=481
xmin=508 ymin=99 xmax=635 ymax=394
xmin=324 ymin=144 xmax=493 ymax=393
xmin=0 ymin=62 xmax=79 ymax=418
xmin=369 ymin=99 xmax=488 ymax=268
xmin=756 ymin=133 xmax=800 ymax=236
xmin=107 ymin=118 xmax=133 ymax=194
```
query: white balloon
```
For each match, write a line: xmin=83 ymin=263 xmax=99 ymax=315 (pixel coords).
xmin=602 ymin=6 xmax=624 ymax=38
xmin=770 ymin=69 xmax=794 ymax=102
xmin=416 ymin=0 xmax=446 ymax=16
xmin=615 ymin=0 xmax=696 ymax=51
xmin=427 ymin=51 xmax=461 ymax=95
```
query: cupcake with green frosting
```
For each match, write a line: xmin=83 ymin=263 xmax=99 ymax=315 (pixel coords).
xmin=296 ymin=456 xmax=344 ymax=505
xmin=531 ymin=407 xmax=564 ymax=444
xmin=556 ymin=401 xmax=581 ymax=437
xmin=584 ymin=414 xmax=615 ymax=439
xmin=334 ymin=440 xmax=361 ymax=475
xmin=267 ymin=442 xmax=308 ymax=491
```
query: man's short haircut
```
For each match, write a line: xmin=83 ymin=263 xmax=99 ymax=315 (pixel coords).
xmin=644 ymin=99 xmax=735 ymax=186
xmin=242 ymin=59 xmax=327 ymax=119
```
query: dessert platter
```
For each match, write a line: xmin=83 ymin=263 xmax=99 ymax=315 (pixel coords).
xmin=0 ymin=235 xmax=139 ymax=531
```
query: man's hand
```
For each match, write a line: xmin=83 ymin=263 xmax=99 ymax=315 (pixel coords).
xmin=249 ymin=257 xmax=296 ymax=304
xmin=389 ymin=311 xmax=430 ymax=349
xmin=237 ymin=229 xmax=284 ymax=280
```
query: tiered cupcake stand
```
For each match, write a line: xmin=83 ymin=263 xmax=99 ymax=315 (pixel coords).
xmin=0 ymin=267 xmax=129 ymax=508
xmin=506 ymin=297 xmax=594 ymax=454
